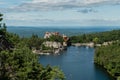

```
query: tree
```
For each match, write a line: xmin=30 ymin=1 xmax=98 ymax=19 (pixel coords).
xmin=0 ymin=46 xmax=38 ymax=79
xmin=0 ymin=46 xmax=65 ymax=80
xmin=94 ymin=41 xmax=120 ymax=79
xmin=0 ymin=13 xmax=7 ymax=36
xmin=46 ymin=35 xmax=64 ymax=43
xmin=26 ymin=34 xmax=44 ymax=49
xmin=0 ymin=13 xmax=3 ymax=22
xmin=0 ymin=13 xmax=65 ymax=80
xmin=93 ymin=37 xmax=99 ymax=44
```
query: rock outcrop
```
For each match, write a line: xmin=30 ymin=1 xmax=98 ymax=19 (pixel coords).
xmin=72 ymin=42 xmax=94 ymax=47
xmin=32 ymin=32 xmax=70 ymax=55
xmin=43 ymin=41 xmax=62 ymax=49
xmin=33 ymin=41 xmax=66 ymax=55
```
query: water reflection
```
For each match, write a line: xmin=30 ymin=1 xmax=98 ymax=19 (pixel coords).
xmin=39 ymin=46 xmax=111 ymax=80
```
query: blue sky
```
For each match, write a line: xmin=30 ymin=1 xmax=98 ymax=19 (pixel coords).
xmin=0 ymin=0 xmax=120 ymax=27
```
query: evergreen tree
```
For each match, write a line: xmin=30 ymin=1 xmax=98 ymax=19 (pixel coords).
xmin=0 ymin=13 xmax=65 ymax=80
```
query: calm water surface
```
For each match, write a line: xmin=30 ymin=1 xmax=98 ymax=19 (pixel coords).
xmin=39 ymin=46 xmax=111 ymax=80
xmin=7 ymin=27 xmax=115 ymax=80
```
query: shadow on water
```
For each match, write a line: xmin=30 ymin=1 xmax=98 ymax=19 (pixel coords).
xmin=94 ymin=64 xmax=115 ymax=80
xmin=39 ymin=46 xmax=113 ymax=80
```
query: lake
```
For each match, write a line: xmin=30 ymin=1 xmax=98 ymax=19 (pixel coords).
xmin=39 ymin=46 xmax=112 ymax=80
xmin=7 ymin=26 xmax=116 ymax=80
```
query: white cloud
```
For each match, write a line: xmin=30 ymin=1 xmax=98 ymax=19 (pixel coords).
xmin=32 ymin=0 xmax=74 ymax=3
xmin=4 ymin=13 xmax=43 ymax=21
xmin=32 ymin=0 xmax=49 ymax=3
xmin=0 ymin=1 xmax=5 ymax=5
xmin=83 ymin=0 xmax=107 ymax=4
xmin=13 ymin=19 xmax=120 ymax=26
xmin=0 ymin=2 xmax=3 ymax=4
xmin=1 ymin=0 xmax=120 ymax=12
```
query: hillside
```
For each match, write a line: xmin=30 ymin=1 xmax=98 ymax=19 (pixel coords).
xmin=94 ymin=41 xmax=120 ymax=80
xmin=0 ymin=13 xmax=65 ymax=80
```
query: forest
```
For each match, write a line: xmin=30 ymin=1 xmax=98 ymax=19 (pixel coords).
xmin=70 ymin=30 xmax=120 ymax=44
xmin=0 ymin=13 xmax=65 ymax=80
xmin=1 ymin=12 xmax=120 ymax=80
xmin=70 ymin=29 xmax=120 ymax=80
xmin=94 ymin=41 xmax=120 ymax=80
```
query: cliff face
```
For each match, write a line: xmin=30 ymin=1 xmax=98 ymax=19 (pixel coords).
xmin=43 ymin=41 xmax=62 ymax=49
xmin=43 ymin=41 xmax=65 ymax=54
xmin=32 ymin=32 xmax=69 ymax=55
xmin=32 ymin=41 xmax=66 ymax=55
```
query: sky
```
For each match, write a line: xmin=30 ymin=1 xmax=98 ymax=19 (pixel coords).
xmin=0 ymin=0 xmax=120 ymax=27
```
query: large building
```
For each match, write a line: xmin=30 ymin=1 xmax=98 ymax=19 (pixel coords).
xmin=44 ymin=32 xmax=69 ymax=46
xmin=44 ymin=32 xmax=68 ymax=40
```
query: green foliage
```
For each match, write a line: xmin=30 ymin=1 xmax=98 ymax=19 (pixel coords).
xmin=0 ymin=46 xmax=37 ymax=80
xmin=70 ymin=28 xmax=120 ymax=79
xmin=0 ymin=13 xmax=6 ymax=36
xmin=46 ymin=35 xmax=64 ymax=43
xmin=94 ymin=41 xmax=120 ymax=79
xmin=6 ymin=32 xmax=20 ymax=45
xmin=0 ymin=36 xmax=13 ymax=51
xmin=0 ymin=46 xmax=65 ymax=80
xmin=41 ymin=44 xmax=52 ymax=50
xmin=39 ymin=65 xmax=65 ymax=80
xmin=0 ymin=13 xmax=65 ymax=80
xmin=70 ymin=30 xmax=120 ymax=44
xmin=93 ymin=37 xmax=99 ymax=44
xmin=0 ymin=17 xmax=14 ymax=51
xmin=70 ymin=36 xmax=82 ymax=43
xmin=26 ymin=34 xmax=45 ymax=49
xmin=0 ymin=13 xmax=3 ymax=22
xmin=117 ymin=76 xmax=120 ymax=80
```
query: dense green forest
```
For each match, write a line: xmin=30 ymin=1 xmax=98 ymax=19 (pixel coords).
xmin=1 ymin=12 xmax=120 ymax=80
xmin=70 ymin=30 xmax=120 ymax=44
xmin=70 ymin=28 xmax=120 ymax=80
xmin=46 ymin=35 xmax=64 ymax=43
xmin=0 ymin=13 xmax=65 ymax=80
xmin=94 ymin=41 xmax=120 ymax=80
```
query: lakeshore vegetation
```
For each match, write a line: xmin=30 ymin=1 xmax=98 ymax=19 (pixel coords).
xmin=0 ymin=13 xmax=65 ymax=80
xmin=94 ymin=41 xmax=120 ymax=80
xmin=0 ymin=12 xmax=120 ymax=80
xmin=70 ymin=30 xmax=120 ymax=44
xmin=70 ymin=29 xmax=120 ymax=80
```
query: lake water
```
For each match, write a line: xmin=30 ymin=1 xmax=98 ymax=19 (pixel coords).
xmin=7 ymin=26 xmax=117 ymax=80
xmin=39 ymin=46 xmax=111 ymax=80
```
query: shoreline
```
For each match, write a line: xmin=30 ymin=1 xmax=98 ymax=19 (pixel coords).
xmin=34 ymin=40 xmax=117 ymax=55
xmin=71 ymin=40 xmax=117 ymax=47
xmin=71 ymin=42 xmax=94 ymax=47
xmin=94 ymin=63 xmax=116 ymax=80
xmin=32 ymin=47 xmax=67 ymax=55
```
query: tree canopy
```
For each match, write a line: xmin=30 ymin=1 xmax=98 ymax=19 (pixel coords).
xmin=0 ymin=13 xmax=65 ymax=80
xmin=70 ymin=30 xmax=120 ymax=44
xmin=94 ymin=41 xmax=120 ymax=80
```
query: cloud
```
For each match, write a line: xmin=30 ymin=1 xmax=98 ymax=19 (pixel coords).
xmin=0 ymin=2 xmax=4 ymax=4
xmin=4 ymin=13 xmax=43 ymax=21
xmin=6 ymin=15 xmax=120 ymax=26
xmin=77 ymin=8 xmax=98 ymax=13
xmin=1 ymin=0 xmax=120 ymax=12
xmin=84 ymin=18 xmax=120 ymax=26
